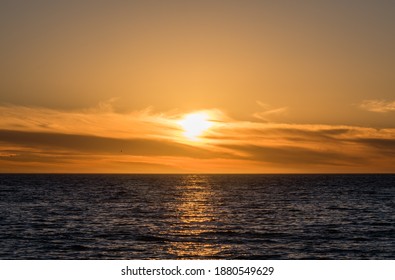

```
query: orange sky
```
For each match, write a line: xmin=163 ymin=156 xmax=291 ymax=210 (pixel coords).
xmin=1 ymin=1 xmax=395 ymax=173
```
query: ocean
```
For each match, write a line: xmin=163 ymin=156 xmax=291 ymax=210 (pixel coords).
xmin=0 ymin=174 xmax=393 ymax=259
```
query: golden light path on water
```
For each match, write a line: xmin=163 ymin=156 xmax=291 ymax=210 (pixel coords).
xmin=164 ymin=175 xmax=231 ymax=258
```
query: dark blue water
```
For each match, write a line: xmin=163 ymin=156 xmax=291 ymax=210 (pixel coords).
xmin=0 ymin=174 xmax=393 ymax=259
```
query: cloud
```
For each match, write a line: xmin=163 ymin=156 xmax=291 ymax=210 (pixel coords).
xmin=359 ymin=100 xmax=395 ymax=113
xmin=0 ymin=104 xmax=179 ymax=140
xmin=352 ymin=138 xmax=395 ymax=155
xmin=221 ymin=144 xmax=363 ymax=166
xmin=0 ymin=152 xmax=17 ymax=157
xmin=0 ymin=129 xmax=229 ymax=159
xmin=1 ymin=104 xmax=395 ymax=172
xmin=210 ymin=122 xmax=395 ymax=171
xmin=253 ymin=101 xmax=288 ymax=121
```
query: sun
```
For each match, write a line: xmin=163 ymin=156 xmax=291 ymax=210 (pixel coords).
xmin=178 ymin=112 xmax=213 ymax=140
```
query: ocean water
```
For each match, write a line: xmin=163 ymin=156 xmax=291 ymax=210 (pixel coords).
xmin=0 ymin=174 xmax=393 ymax=259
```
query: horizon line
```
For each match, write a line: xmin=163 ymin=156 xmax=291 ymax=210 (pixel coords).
xmin=1 ymin=172 xmax=394 ymax=175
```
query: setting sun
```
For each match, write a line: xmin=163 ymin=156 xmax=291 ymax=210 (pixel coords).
xmin=178 ymin=112 xmax=213 ymax=140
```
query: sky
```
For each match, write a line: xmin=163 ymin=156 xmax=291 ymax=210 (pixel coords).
xmin=1 ymin=0 xmax=395 ymax=173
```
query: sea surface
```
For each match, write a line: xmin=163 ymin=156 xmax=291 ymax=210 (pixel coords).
xmin=0 ymin=174 xmax=393 ymax=259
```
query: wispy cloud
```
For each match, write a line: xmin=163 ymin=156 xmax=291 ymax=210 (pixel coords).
xmin=213 ymin=121 xmax=395 ymax=170
xmin=0 ymin=152 xmax=17 ymax=157
xmin=0 ymin=103 xmax=182 ymax=140
xmin=359 ymin=99 xmax=395 ymax=113
xmin=253 ymin=101 xmax=288 ymax=121
xmin=1 ymin=104 xmax=395 ymax=173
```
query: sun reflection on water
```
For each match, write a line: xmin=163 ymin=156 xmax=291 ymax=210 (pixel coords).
xmin=164 ymin=175 xmax=229 ymax=258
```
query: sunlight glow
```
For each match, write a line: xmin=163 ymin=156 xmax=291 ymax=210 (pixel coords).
xmin=178 ymin=112 xmax=213 ymax=140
